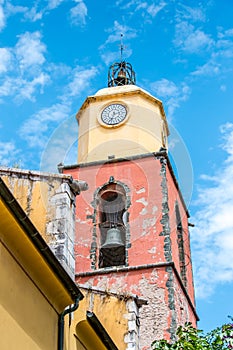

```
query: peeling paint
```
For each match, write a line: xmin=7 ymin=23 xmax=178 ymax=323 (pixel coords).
xmin=0 ymin=168 xmax=76 ymax=279
xmin=136 ymin=197 xmax=148 ymax=206
xmin=142 ymin=217 xmax=156 ymax=230
xmin=136 ymin=187 xmax=146 ymax=194
xmin=139 ymin=207 xmax=148 ymax=215
xmin=148 ymin=247 xmax=156 ymax=254
xmin=64 ymin=154 xmax=197 ymax=347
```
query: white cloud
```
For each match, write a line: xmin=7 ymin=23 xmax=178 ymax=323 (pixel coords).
xmin=192 ymin=123 xmax=233 ymax=298
xmin=177 ymin=4 xmax=206 ymax=22
xmin=0 ymin=141 xmax=19 ymax=167
xmin=24 ymin=5 xmax=43 ymax=22
xmin=0 ymin=48 xmax=12 ymax=73
xmin=217 ymin=27 xmax=233 ymax=39
xmin=115 ymin=0 xmax=137 ymax=9
xmin=0 ymin=32 xmax=97 ymax=106
xmin=23 ymin=1 xmax=64 ymax=22
xmin=19 ymin=103 xmax=71 ymax=148
xmin=174 ymin=21 xmax=213 ymax=53
xmin=20 ymin=64 xmax=98 ymax=148
xmin=104 ymin=21 xmax=137 ymax=46
xmin=70 ymin=0 xmax=88 ymax=26
xmin=5 ymin=3 xmax=27 ymax=16
xmin=20 ymin=1 xmax=67 ymax=22
xmin=225 ymin=28 xmax=233 ymax=36
xmin=47 ymin=0 xmax=65 ymax=10
xmin=191 ymin=60 xmax=220 ymax=76
xmin=134 ymin=2 xmax=147 ymax=11
xmin=191 ymin=27 xmax=233 ymax=77
xmin=100 ymin=51 xmax=120 ymax=67
xmin=0 ymin=78 xmax=16 ymax=98
xmin=147 ymin=2 xmax=166 ymax=17
xmin=0 ymin=3 xmax=5 ymax=31
xmin=65 ymin=65 xmax=98 ymax=97
xmin=40 ymin=116 xmax=78 ymax=172
xmin=101 ymin=47 xmax=133 ymax=65
xmin=115 ymin=0 xmax=166 ymax=19
xmin=150 ymin=79 xmax=178 ymax=97
xmin=172 ymin=8 xmax=233 ymax=80
xmin=150 ymin=78 xmax=190 ymax=118
xmin=99 ymin=21 xmax=137 ymax=64
xmin=15 ymin=31 xmax=46 ymax=71
xmin=16 ymin=73 xmax=50 ymax=101
xmin=215 ymin=28 xmax=233 ymax=59
xmin=0 ymin=31 xmax=52 ymax=102
xmin=0 ymin=73 xmax=50 ymax=102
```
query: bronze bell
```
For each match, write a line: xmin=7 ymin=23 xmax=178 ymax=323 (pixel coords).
xmin=101 ymin=227 xmax=124 ymax=248
xmin=115 ymin=69 xmax=128 ymax=86
xmin=118 ymin=69 xmax=126 ymax=78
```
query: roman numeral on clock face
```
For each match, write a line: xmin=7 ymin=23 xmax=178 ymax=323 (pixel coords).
xmin=101 ymin=103 xmax=127 ymax=125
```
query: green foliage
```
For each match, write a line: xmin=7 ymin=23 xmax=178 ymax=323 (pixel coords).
xmin=152 ymin=317 xmax=233 ymax=350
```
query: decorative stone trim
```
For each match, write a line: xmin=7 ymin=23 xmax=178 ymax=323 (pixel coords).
xmin=78 ymin=285 xmax=146 ymax=350
xmin=159 ymin=156 xmax=177 ymax=341
xmin=125 ymin=299 xmax=141 ymax=350
xmin=90 ymin=176 xmax=131 ymax=269
xmin=47 ymin=182 xmax=76 ymax=279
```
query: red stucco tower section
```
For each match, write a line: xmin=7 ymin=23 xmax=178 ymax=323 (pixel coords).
xmin=62 ymin=64 xmax=198 ymax=347
xmin=64 ymin=154 xmax=197 ymax=342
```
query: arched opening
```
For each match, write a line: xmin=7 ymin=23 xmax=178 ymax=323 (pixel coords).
xmin=97 ymin=183 xmax=127 ymax=268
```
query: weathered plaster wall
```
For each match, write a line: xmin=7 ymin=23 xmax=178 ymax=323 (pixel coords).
xmin=76 ymin=266 xmax=190 ymax=348
xmin=76 ymin=265 xmax=197 ymax=348
xmin=0 ymin=168 xmax=65 ymax=236
xmin=70 ymin=287 xmax=142 ymax=350
xmin=172 ymin=272 xmax=197 ymax=327
xmin=65 ymin=156 xmax=166 ymax=273
xmin=63 ymin=153 xmax=197 ymax=346
xmin=78 ymin=269 xmax=166 ymax=350
xmin=0 ymin=167 xmax=77 ymax=277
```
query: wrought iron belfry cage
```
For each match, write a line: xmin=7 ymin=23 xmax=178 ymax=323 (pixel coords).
xmin=108 ymin=61 xmax=136 ymax=87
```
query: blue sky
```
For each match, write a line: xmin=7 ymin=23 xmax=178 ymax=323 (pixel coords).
xmin=0 ymin=0 xmax=233 ymax=333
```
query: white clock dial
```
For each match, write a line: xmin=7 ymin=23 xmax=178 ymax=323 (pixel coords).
xmin=101 ymin=103 xmax=127 ymax=125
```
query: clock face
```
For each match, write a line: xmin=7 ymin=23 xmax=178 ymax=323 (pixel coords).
xmin=101 ymin=103 xmax=127 ymax=125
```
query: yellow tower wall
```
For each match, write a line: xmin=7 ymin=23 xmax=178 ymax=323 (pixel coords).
xmin=77 ymin=85 xmax=169 ymax=163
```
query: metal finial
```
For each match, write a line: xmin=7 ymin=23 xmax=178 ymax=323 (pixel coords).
xmin=120 ymin=33 xmax=124 ymax=62
xmin=107 ymin=34 xmax=136 ymax=87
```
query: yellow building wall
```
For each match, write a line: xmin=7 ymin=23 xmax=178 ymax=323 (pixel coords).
xmin=0 ymin=172 xmax=64 ymax=242
xmin=0 ymin=242 xmax=58 ymax=350
xmin=69 ymin=289 xmax=129 ymax=350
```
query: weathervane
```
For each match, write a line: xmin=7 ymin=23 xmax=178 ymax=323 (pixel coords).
xmin=120 ymin=33 xmax=125 ymax=62
xmin=107 ymin=34 xmax=136 ymax=87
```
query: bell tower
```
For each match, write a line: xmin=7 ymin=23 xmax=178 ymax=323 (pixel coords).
xmin=77 ymin=61 xmax=169 ymax=164
xmin=62 ymin=60 xmax=197 ymax=349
